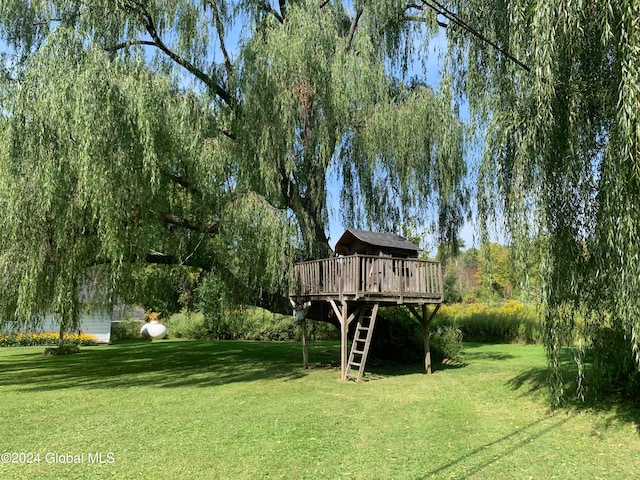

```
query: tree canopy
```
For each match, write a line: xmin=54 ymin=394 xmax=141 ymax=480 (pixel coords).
xmin=444 ymin=0 xmax=640 ymax=401
xmin=0 ymin=1 xmax=467 ymax=328
xmin=2 ymin=0 xmax=637 ymax=403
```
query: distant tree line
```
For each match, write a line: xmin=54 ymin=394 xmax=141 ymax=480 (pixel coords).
xmin=435 ymin=240 xmax=542 ymax=306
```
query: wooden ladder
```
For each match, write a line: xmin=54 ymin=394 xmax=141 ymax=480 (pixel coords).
xmin=346 ymin=304 xmax=379 ymax=381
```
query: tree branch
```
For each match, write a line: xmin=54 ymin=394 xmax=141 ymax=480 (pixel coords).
xmin=346 ymin=8 xmax=364 ymax=51
xmin=419 ymin=0 xmax=530 ymax=72
xmin=121 ymin=0 xmax=235 ymax=105
xmin=279 ymin=0 xmax=287 ymax=20
xmin=103 ymin=39 xmax=157 ymax=52
xmin=161 ymin=212 xmax=219 ymax=234
xmin=206 ymin=1 xmax=234 ymax=82
xmin=257 ymin=0 xmax=284 ymax=24
xmin=220 ymin=127 xmax=237 ymax=140
xmin=32 ymin=18 xmax=62 ymax=26
xmin=166 ymin=173 xmax=201 ymax=196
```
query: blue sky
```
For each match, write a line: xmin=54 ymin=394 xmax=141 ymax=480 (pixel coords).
xmin=324 ymin=28 xmax=483 ymax=255
xmin=0 ymin=6 xmax=489 ymax=255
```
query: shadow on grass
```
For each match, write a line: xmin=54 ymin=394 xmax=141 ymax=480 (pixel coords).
xmin=420 ymin=413 xmax=572 ymax=479
xmin=363 ymin=358 xmax=468 ymax=378
xmin=508 ymin=366 xmax=640 ymax=436
xmin=0 ymin=340 xmax=309 ymax=392
xmin=461 ymin=342 xmax=516 ymax=361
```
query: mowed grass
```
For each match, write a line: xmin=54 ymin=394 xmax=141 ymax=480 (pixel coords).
xmin=1 ymin=340 xmax=639 ymax=479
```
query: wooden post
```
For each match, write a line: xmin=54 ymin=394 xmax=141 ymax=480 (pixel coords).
xmin=422 ymin=304 xmax=432 ymax=374
xmin=408 ymin=303 xmax=441 ymax=375
xmin=330 ymin=299 xmax=362 ymax=380
xmin=301 ymin=317 xmax=309 ymax=369
xmin=340 ymin=302 xmax=349 ymax=380
xmin=292 ymin=299 xmax=309 ymax=369
xmin=329 ymin=300 xmax=348 ymax=380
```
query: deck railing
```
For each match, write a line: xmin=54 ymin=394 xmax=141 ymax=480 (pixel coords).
xmin=291 ymin=255 xmax=443 ymax=302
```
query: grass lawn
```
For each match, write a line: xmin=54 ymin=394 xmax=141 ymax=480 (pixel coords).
xmin=1 ymin=339 xmax=639 ymax=479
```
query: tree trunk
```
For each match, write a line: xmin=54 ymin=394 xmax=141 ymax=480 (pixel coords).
xmin=423 ymin=322 xmax=432 ymax=374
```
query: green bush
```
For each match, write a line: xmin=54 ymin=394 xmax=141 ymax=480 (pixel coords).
xmin=587 ymin=324 xmax=640 ymax=397
xmin=240 ymin=308 xmax=297 ymax=341
xmin=430 ymin=325 xmax=464 ymax=362
xmin=163 ymin=307 xmax=330 ymax=342
xmin=43 ymin=342 xmax=81 ymax=356
xmin=110 ymin=320 xmax=146 ymax=341
xmin=164 ymin=311 xmax=210 ymax=340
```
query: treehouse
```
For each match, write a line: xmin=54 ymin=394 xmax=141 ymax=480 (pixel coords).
xmin=290 ymin=229 xmax=444 ymax=381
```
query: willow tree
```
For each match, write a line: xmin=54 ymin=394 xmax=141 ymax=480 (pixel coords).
xmin=0 ymin=1 xmax=467 ymax=332
xmin=438 ymin=0 xmax=640 ymax=401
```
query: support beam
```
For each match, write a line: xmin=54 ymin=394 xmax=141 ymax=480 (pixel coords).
xmin=329 ymin=299 xmax=362 ymax=380
xmin=423 ymin=304 xmax=432 ymax=374
xmin=292 ymin=299 xmax=310 ymax=369
xmin=408 ymin=303 xmax=441 ymax=374
xmin=341 ymin=303 xmax=349 ymax=379
xmin=301 ymin=317 xmax=309 ymax=369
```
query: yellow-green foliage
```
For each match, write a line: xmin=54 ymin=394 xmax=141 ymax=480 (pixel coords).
xmin=110 ymin=320 xmax=145 ymax=341
xmin=435 ymin=301 xmax=542 ymax=344
xmin=0 ymin=331 xmax=98 ymax=347
xmin=164 ymin=307 xmax=337 ymax=342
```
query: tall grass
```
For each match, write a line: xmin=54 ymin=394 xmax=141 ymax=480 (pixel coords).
xmin=435 ymin=301 xmax=542 ymax=344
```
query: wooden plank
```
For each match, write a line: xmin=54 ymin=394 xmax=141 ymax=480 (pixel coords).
xmin=329 ymin=299 xmax=342 ymax=321
xmin=292 ymin=256 xmax=444 ymax=302
xmin=301 ymin=318 xmax=308 ymax=369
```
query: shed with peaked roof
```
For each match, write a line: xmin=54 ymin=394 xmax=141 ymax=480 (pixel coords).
xmin=334 ymin=228 xmax=421 ymax=258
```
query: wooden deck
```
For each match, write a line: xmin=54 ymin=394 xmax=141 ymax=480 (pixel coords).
xmin=291 ymin=255 xmax=443 ymax=305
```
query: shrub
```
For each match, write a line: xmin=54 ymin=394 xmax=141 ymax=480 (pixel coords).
xmin=165 ymin=311 xmax=210 ymax=340
xmin=164 ymin=306 xmax=340 ymax=342
xmin=111 ymin=320 xmax=146 ymax=341
xmin=164 ymin=307 xmax=305 ymax=342
xmin=587 ymin=324 xmax=640 ymax=398
xmin=430 ymin=325 xmax=464 ymax=362
xmin=68 ymin=333 xmax=99 ymax=346
xmin=43 ymin=342 xmax=81 ymax=356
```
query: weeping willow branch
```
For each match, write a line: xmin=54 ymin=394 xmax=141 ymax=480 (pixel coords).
xmin=104 ymin=39 xmax=156 ymax=51
xmin=121 ymin=0 xmax=235 ymax=105
xmin=345 ymin=8 xmax=364 ymax=51
xmin=207 ymin=0 xmax=234 ymax=82
xmin=417 ymin=0 xmax=531 ymax=72
xmin=257 ymin=0 xmax=284 ymax=24
xmin=160 ymin=213 xmax=220 ymax=235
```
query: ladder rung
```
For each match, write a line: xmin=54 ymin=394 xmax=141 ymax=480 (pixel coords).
xmin=350 ymin=362 xmax=361 ymax=368
xmin=358 ymin=326 xmax=370 ymax=331
xmin=352 ymin=349 xmax=364 ymax=355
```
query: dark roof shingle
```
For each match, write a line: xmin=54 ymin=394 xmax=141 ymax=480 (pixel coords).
xmin=335 ymin=228 xmax=421 ymax=256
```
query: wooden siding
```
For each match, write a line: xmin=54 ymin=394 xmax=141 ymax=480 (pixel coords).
xmin=291 ymin=255 xmax=443 ymax=304
xmin=5 ymin=309 xmax=113 ymax=343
